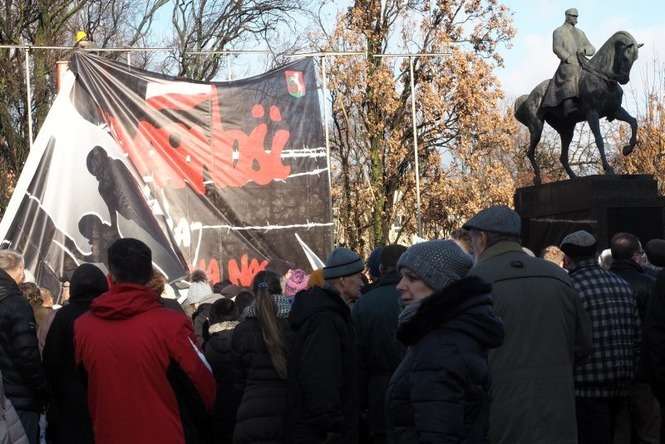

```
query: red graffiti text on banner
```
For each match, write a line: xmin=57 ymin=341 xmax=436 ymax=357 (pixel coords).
xmin=103 ymin=88 xmax=292 ymax=193
xmin=210 ymin=87 xmax=291 ymax=188
xmin=228 ymin=254 xmax=269 ymax=287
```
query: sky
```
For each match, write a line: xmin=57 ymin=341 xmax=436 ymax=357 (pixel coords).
xmin=151 ymin=1 xmax=664 ymax=111
xmin=498 ymin=0 xmax=665 ymax=110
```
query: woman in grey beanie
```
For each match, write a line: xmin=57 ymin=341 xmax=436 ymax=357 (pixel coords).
xmin=386 ymin=240 xmax=504 ymax=444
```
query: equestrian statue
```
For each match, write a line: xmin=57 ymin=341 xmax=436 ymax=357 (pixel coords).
xmin=514 ymin=8 xmax=643 ymax=184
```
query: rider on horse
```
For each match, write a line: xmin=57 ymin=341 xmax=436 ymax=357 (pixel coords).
xmin=542 ymin=8 xmax=596 ymax=117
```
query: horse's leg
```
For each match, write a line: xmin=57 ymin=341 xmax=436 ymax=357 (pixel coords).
xmin=559 ymin=125 xmax=577 ymax=179
xmin=613 ymin=106 xmax=638 ymax=155
xmin=527 ymin=119 xmax=544 ymax=185
xmin=587 ymin=111 xmax=615 ymax=174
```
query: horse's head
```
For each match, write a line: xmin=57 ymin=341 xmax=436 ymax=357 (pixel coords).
xmin=591 ymin=31 xmax=643 ymax=85
xmin=613 ymin=33 xmax=643 ymax=84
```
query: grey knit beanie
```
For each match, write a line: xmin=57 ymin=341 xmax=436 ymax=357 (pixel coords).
xmin=397 ymin=240 xmax=473 ymax=291
xmin=324 ymin=247 xmax=365 ymax=280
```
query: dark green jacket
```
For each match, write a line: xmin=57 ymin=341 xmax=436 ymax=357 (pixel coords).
xmin=469 ymin=242 xmax=592 ymax=444
xmin=351 ymin=271 xmax=404 ymax=436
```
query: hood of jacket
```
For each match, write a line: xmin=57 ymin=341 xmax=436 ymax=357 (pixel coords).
xmin=289 ymin=285 xmax=350 ymax=329
xmin=396 ymin=276 xmax=504 ymax=348
xmin=89 ymin=283 xmax=162 ymax=320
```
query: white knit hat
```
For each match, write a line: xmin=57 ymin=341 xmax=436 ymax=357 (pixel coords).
xmin=186 ymin=281 xmax=213 ymax=305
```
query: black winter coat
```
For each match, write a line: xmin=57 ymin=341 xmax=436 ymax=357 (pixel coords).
xmin=610 ymin=259 xmax=654 ymax=382
xmin=232 ymin=317 xmax=291 ymax=444
xmin=204 ymin=323 xmax=240 ymax=444
xmin=351 ymin=271 xmax=403 ymax=437
xmin=288 ymin=286 xmax=358 ymax=444
xmin=644 ymin=269 xmax=665 ymax=401
xmin=386 ymin=277 xmax=504 ymax=444
xmin=610 ymin=260 xmax=655 ymax=321
xmin=43 ymin=300 xmax=95 ymax=444
xmin=0 ymin=269 xmax=47 ymax=412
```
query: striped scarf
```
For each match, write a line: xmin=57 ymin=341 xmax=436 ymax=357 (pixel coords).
xmin=244 ymin=294 xmax=291 ymax=319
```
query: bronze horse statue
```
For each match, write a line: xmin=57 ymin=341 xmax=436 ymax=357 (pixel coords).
xmin=515 ymin=31 xmax=643 ymax=184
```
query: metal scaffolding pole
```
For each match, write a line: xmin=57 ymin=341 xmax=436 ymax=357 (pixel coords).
xmin=24 ymin=48 xmax=33 ymax=151
xmin=320 ymin=55 xmax=335 ymax=250
xmin=409 ymin=56 xmax=422 ymax=237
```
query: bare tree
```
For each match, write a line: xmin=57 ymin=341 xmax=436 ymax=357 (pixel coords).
xmin=167 ymin=0 xmax=304 ymax=81
xmin=0 ymin=0 xmax=167 ymax=214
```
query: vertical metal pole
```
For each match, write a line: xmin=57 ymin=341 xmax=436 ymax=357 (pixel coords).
xmin=409 ymin=56 xmax=422 ymax=237
xmin=126 ymin=52 xmax=131 ymax=67
xmin=226 ymin=54 xmax=232 ymax=80
xmin=321 ymin=55 xmax=334 ymax=250
xmin=24 ymin=48 xmax=33 ymax=151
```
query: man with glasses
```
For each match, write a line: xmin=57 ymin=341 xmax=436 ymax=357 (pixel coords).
xmin=610 ymin=232 xmax=660 ymax=443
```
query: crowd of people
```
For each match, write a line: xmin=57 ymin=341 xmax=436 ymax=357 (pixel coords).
xmin=2 ymin=204 xmax=665 ymax=443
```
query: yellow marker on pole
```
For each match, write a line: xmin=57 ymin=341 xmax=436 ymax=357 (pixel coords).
xmin=75 ymin=31 xmax=88 ymax=44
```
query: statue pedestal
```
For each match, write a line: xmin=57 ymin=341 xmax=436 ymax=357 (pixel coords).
xmin=514 ymin=174 xmax=665 ymax=255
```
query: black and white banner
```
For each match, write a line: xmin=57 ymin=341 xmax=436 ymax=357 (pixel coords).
xmin=0 ymin=53 xmax=331 ymax=294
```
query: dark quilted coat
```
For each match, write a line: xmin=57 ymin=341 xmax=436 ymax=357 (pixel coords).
xmin=0 ymin=269 xmax=47 ymax=412
xmin=386 ymin=276 xmax=504 ymax=444
xmin=204 ymin=323 xmax=240 ymax=444
xmin=232 ymin=316 xmax=291 ymax=444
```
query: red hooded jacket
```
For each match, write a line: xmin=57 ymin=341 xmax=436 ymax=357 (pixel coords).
xmin=74 ymin=283 xmax=216 ymax=444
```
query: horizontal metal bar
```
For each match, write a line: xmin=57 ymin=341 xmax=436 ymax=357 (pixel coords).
xmin=373 ymin=52 xmax=452 ymax=58
xmin=0 ymin=44 xmax=451 ymax=58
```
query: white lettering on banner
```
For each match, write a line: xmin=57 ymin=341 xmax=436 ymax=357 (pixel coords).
xmin=173 ymin=217 xmax=192 ymax=248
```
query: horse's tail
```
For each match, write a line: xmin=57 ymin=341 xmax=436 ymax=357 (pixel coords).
xmin=514 ymin=95 xmax=530 ymax=122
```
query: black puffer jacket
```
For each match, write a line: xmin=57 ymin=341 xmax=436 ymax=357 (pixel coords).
xmin=232 ymin=309 xmax=291 ymax=444
xmin=351 ymin=271 xmax=404 ymax=437
xmin=43 ymin=300 xmax=96 ymax=444
xmin=0 ymin=269 xmax=47 ymax=412
xmin=386 ymin=276 xmax=504 ymax=444
xmin=288 ymin=286 xmax=358 ymax=444
xmin=204 ymin=322 xmax=240 ymax=444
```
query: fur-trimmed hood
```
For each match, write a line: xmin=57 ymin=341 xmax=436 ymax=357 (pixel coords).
xmin=397 ymin=276 xmax=504 ymax=347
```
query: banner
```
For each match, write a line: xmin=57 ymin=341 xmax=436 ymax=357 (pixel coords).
xmin=0 ymin=53 xmax=332 ymax=295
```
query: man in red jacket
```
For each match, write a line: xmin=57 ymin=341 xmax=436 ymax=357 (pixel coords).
xmin=75 ymin=238 xmax=215 ymax=444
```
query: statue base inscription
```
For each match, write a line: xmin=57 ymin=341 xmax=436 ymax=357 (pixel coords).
xmin=514 ymin=175 xmax=665 ymax=255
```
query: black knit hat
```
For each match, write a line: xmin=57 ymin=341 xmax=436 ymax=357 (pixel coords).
xmin=70 ymin=264 xmax=108 ymax=302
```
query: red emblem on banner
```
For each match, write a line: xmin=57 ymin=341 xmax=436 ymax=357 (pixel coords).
xmin=285 ymin=71 xmax=305 ymax=98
